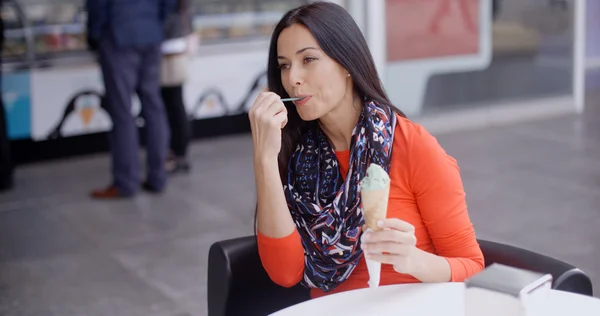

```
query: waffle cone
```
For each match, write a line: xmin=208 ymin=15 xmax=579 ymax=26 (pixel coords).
xmin=361 ymin=185 xmax=390 ymax=231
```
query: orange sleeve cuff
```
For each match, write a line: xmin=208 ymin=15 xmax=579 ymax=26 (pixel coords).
xmin=445 ymin=257 xmax=485 ymax=282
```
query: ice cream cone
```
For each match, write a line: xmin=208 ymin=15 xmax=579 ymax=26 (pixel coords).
xmin=360 ymin=163 xmax=391 ymax=230
xmin=365 ymin=246 xmax=382 ymax=288
xmin=360 ymin=163 xmax=391 ymax=288
xmin=362 ymin=187 xmax=389 ymax=288
xmin=362 ymin=187 xmax=390 ymax=231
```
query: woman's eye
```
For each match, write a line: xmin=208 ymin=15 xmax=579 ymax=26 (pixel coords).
xmin=304 ymin=57 xmax=316 ymax=63
xmin=278 ymin=63 xmax=290 ymax=70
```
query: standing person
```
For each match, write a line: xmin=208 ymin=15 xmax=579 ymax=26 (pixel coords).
xmin=86 ymin=0 xmax=176 ymax=198
xmin=161 ymin=0 xmax=193 ymax=173
xmin=0 ymin=1 xmax=14 ymax=192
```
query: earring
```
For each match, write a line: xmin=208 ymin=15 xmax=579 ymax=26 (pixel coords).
xmin=347 ymin=73 xmax=351 ymax=77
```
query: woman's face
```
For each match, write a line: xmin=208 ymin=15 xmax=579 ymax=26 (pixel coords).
xmin=277 ymin=24 xmax=353 ymax=121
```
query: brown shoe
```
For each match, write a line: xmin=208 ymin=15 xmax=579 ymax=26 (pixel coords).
xmin=90 ymin=186 xmax=127 ymax=199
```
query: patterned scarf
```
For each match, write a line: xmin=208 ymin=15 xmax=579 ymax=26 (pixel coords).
xmin=284 ymin=100 xmax=397 ymax=292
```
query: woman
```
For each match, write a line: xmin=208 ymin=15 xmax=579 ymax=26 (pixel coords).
xmin=249 ymin=2 xmax=484 ymax=299
xmin=161 ymin=0 xmax=193 ymax=173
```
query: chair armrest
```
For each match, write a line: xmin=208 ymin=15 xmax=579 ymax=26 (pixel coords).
xmin=478 ymin=239 xmax=593 ymax=296
xmin=207 ymin=235 xmax=310 ymax=316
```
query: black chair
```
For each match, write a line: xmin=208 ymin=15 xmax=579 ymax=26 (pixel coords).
xmin=207 ymin=236 xmax=310 ymax=316
xmin=207 ymin=236 xmax=593 ymax=316
xmin=477 ymin=239 xmax=593 ymax=296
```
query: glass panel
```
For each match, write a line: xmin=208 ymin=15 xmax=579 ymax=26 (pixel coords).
xmin=422 ymin=0 xmax=574 ymax=115
xmin=191 ymin=0 xmax=309 ymax=45
xmin=8 ymin=0 xmax=310 ymax=58
xmin=383 ymin=0 xmax=575 ymax=117
xmin=19 ymin=0 xmax=87 ymax=59
xmin=1 ymin=0 xmax=29 ymax=62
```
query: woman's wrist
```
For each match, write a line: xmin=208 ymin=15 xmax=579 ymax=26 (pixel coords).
xmin=407 ymin=248 xmax=452 ymax=283
xmin=254 ymin=155 xmax=279 ymax=170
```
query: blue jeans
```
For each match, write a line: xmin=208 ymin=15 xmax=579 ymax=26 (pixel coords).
xmin=98 ymin=38 xmax=170 ymax=195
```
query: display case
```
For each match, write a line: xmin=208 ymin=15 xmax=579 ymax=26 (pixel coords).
xmin=2 ymin=0 xmax=33 ymax=68
xmin=24 ymin=0 xmax=87 ymax=61
xmin=1 ymin=0 xmax=88 ymax=71
xmin=2 ymin=0 xmax=311 ymax=162
xmin=1 ymin=0 xmax=310 ymax=70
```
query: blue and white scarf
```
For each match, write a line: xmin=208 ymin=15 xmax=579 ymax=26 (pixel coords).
xmin=284 ymin=100 xmax=397 ymax=292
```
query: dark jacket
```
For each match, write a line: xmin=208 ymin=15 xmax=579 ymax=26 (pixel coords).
xmin=86 ymin=0 xmax=177 ymax=49
xmin=163 ymin=0 xmax=193 ymax=40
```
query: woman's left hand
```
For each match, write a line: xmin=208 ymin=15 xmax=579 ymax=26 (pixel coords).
xmin=361 ymin=218 xmax=420 ymax=275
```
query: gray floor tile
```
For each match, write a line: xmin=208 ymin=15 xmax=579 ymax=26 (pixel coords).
xmin=52 ymin=193 xmax=247 ymax=250
xmin=0 ymin=252 xmax=186 ymax=316
xmin=113 ymin=229 xmax=251 ymax=316
xmin=0 ymin=155 xmax=110 ymax=210
xmin=180 ymin=162 xmax=257 ymax=225
xmin=0 ymin=208 xmax=95 ymax=262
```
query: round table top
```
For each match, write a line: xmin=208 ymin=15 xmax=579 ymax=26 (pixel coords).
xmin=270 ymin=283 xmax=600 ymax=316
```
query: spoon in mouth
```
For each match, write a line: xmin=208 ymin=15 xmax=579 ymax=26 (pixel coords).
xmin=280 ymin=97 xmax=305 ymax=102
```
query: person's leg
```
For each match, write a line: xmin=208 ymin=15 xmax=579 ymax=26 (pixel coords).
xmin=162 ymin=84 xmax=191 ymax=173
xmin=93 ymin=38 xmax=141 ymax=197
xmin=164 ymin=85 xmax=191 ymax=153
xmin=0 ymin=92 xmax=13 ymax=191
xmin=161 ymin=86 xmax=179 ymax=155
xmin=172 ymin=85 xmax=191 ymax=158
xmin=137 ymin=44 xmax=169 ymax=191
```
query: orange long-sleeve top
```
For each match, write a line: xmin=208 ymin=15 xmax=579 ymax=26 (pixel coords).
xmin=257 ymin=116 xmax=484 ymax=299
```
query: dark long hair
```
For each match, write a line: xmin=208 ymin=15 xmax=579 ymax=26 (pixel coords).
xmin=253 ymin=1 xmax=405 ymax=232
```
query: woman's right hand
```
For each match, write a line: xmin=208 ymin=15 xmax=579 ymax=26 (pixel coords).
xmin=248 ymin=92 xmax=288 ymax=161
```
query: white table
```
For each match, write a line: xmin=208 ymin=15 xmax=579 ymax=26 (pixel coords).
xmin=270 ymin=283 xmax=600 ymax=316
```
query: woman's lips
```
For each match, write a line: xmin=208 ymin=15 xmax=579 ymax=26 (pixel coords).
xmin=294 ymin=96 xmax=311 ymax=106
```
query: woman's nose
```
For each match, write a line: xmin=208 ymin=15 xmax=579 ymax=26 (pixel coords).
xmin=288 ymin=66 xmax=303 ymax=87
